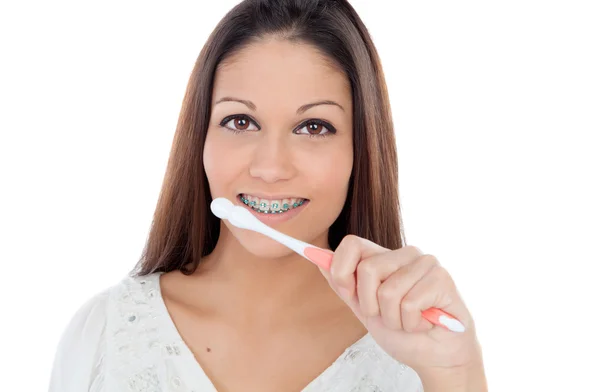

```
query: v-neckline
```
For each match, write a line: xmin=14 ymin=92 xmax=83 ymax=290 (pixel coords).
xmin=150 ymin=272 xmax=371 ymax=391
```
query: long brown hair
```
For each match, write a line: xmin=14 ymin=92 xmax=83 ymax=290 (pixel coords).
xmin=135 ymin=0 xmax=406 ymax=276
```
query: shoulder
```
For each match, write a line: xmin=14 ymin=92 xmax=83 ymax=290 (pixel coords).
xmin=51 ymin=272 xmax=155 ymax=350
xmin=49 ymin=284 xmax=111 ymax=391
xmin=49 ymin=273 xmax=162 ymax=391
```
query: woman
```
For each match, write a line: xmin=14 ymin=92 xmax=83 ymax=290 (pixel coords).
xmin=49 ymin=0 xmax=487 ymax=391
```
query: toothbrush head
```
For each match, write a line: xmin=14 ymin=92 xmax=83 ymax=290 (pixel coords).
xmin=210 ymin=197 xmax=234 ymax=219
xmin=209 ymin=197 xmax=318 ymax=264
xmin=210 ymin=197 xmax=258 ymax=230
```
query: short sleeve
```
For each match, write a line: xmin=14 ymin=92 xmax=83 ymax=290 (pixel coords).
xmin=48 ymin=289 xmax=110 ymax=392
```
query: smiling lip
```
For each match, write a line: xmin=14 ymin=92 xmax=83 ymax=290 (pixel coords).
xmin=238 ymin=192 xmax=308 ymax=200
xmin=235 ymin=195 xmax=309 ymax=225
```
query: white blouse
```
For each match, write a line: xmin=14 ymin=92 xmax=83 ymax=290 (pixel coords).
xmin=49 ymin=272 xmax=423 ymax=391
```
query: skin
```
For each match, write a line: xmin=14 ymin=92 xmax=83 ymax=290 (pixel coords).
xmin=320 ymin=239 xmax=487 ymax=391
xmin=161 ymin=38 xmax=366 ymax=392
xmin=160 ymin=38 xmax=487 ymax=391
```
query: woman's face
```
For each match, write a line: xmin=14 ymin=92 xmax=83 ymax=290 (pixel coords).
xmin=204 ymin=39 xmax=353 ymax=258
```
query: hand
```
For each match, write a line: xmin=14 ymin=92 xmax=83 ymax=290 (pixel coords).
xmin=318 ymin=235 xmax=483 ymax=377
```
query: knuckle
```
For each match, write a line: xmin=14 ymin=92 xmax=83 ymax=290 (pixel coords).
xmin=405 ymin=245 xmax=423 ymax=256
xmin=339 ymin=234 xmax=360 ymax=250
xmin=357 ymin=258 xmax=377 ymax=277
xmin=430 ymin=264 xmax=449 ymax=279
xmin=430 ymin=265 xmax=456 ymax=288
xmin=420 ymin=254 xmax=441 ymax=268
xmin=377 ymin=285 xmax=396 ymax=302
xmin=379 ymin=273 xmax=404 ymax=296
xmin=439 ymin=292 xmax=454 ymax=307
xmin=400 ymin=298 xmax=418 ymax=314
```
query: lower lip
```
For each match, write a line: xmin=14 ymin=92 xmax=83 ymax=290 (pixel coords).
xmin=235 ymin=195 xmax=310 ymax=225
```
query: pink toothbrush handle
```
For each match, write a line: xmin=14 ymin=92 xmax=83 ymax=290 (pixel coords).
xmin=303 ymin=247 xmax=465 ymax=332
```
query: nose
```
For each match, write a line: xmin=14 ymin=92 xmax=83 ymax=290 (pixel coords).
xmin=248 ymin=133 xmax=296 ymax=183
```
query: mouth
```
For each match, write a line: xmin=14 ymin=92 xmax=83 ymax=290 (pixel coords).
xmin=235 ymin=193 xmax=310 ymax=224
xmin=237 ymin=193 xmax=308 ymax=214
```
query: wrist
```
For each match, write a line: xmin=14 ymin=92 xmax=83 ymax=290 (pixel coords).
xmin=417 ymin=351 xmax=488 ymax=392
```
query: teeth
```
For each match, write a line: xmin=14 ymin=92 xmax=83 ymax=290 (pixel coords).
xmin=243 ymin=194 xmax=258 ymax=208
xmin=281 ymin=198 xmax=291 ymax=211
xmin=269 ymin=200 xmax=281 ymax=213
xmin=258 ymin=199 xmax=270 ymax=212
xmin=240 ymin=194 xmax=305 ymax=213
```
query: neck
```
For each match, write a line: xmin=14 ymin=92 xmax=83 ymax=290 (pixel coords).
xmin=192 ymin=223 xmax=336 ymax=327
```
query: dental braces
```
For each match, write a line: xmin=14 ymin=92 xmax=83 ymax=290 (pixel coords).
xmin=240 ymin=196 xmax=305 ymax=214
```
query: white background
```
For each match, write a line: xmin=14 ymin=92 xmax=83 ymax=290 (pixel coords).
xmin=1 ymin=1 xmax=599 ymax=390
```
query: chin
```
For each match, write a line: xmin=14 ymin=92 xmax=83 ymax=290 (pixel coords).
xmin=231 ymin=227 xmax=298 ymax=259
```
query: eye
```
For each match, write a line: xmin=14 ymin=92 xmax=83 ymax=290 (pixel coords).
xmin=219 ymin=115 xmax=260 ymax=132
xmin=294 ymin=119 xmax=336 ymax=137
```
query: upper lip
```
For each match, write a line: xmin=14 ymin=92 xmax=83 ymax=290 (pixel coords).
xmin=239 ymin=192 xmax=308 ymax=200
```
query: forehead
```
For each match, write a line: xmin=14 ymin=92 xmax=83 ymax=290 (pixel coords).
xmin=212 ymin=39 xmax=351 ymax=110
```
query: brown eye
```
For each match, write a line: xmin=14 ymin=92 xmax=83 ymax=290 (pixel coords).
xmin=307 ymin=122 xmax=323 ymax=134
xmin=294 ymin=119 xmax=335 ymax=137
xmin=220 ymin=115 xmax=259 ymax=132
xmin=234 ymin=117 xmax=249 ymax=130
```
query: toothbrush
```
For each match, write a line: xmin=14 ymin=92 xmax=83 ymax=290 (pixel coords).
xmin=210 ymin=197 xmax=466 ymax=333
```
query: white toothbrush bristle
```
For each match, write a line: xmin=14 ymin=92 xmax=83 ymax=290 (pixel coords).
xmin=229 ymin=206 xmax=258 ymax=229
xmin=210 ymin=198 xmax=258 ymax=231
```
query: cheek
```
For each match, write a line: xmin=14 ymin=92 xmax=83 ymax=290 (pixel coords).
xmin=203 ymin=132 xmax=243 ymax=194
xmin=308 ymin=146 xmax=353 ymax=202
xmin=203 ymin=136 xmax=220 ymax=194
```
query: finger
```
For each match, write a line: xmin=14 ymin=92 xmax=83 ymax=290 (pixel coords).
xmin=377 ymin=254 xmax=440 ymax=330
xmin=329 ymin=235 xmax=389 ymax=297
xmin=400 ymin=264 xmax=459 ymax=333
xmin=356 ymin=246 xmax=424 ymax=318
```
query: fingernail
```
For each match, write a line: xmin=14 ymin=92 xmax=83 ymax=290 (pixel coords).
xmin=304 ymin=247 xmax=333 ymax=270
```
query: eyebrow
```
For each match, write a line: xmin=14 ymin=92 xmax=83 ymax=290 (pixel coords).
xmin=214 ymin=97 xmax=345 ymax=114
